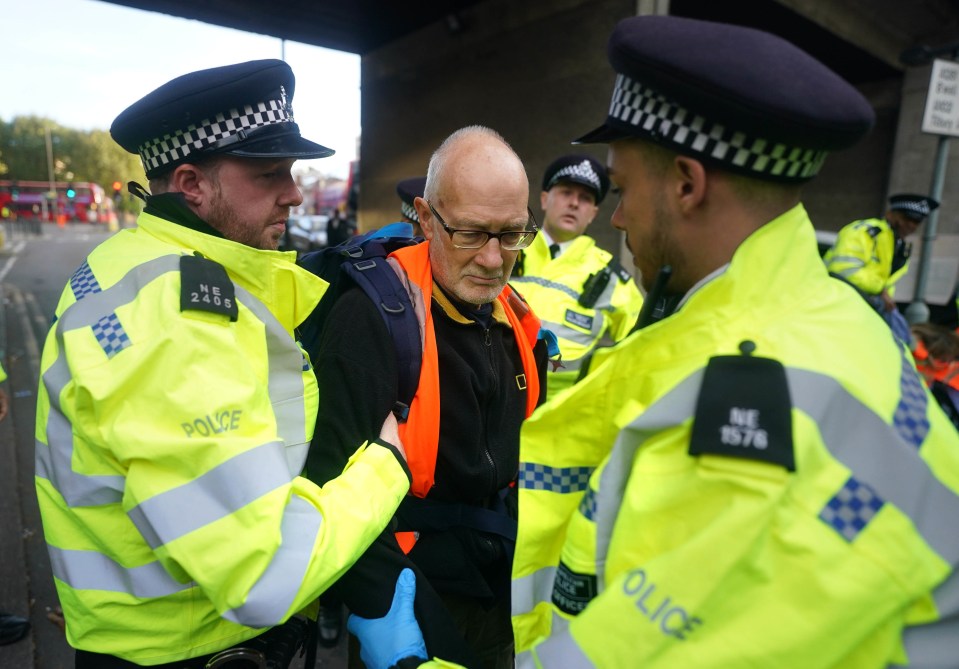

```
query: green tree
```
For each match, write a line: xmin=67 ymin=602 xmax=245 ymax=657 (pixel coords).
xmin=0 ymin=116 xmax=146 ymax=214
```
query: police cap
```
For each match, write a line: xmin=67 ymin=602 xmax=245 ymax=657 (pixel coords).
xmin=888 ymin=193 xmax=940 ymax=221
xmin=575 ymin=16 xmax=875 ymax=182
xmin=396 ymin=176 xmax=426 ymax=223
xmin=542 ymin=154 xmax=609 ymax=204
xmin=111 ymin=59 xmax=333 ymax=179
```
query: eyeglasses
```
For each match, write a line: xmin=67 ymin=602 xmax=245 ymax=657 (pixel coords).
xmin=427 ymin=201 xmax=538 ymax=250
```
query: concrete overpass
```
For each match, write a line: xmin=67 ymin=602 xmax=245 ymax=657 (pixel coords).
xmin=105 ymin=0 xmax=959 ymax=307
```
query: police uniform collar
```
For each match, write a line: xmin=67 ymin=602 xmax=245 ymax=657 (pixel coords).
xmin=144 ymin=192 xmax=224 ymax=239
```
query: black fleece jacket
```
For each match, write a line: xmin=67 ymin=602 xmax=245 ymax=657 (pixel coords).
xmin=304 ymin=281 xmax=547 ymax=666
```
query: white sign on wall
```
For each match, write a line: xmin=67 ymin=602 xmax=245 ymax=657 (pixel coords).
xmin=922 ymin=58 xmax=959 ymax=137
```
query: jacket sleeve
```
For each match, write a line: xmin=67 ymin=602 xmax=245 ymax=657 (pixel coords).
xmin=525 ymin=426 xmax=928 ymax=668
xmin=825 ymin=223 xmax=889 ymax=295
xmin=305 ymin=288 xmax=478 ymax=667
xmin=106 ymin=302 xmax=411 ymax=629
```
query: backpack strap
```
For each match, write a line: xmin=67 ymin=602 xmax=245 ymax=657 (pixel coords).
xmin=341 ymin=252 xmax=422 ymax=421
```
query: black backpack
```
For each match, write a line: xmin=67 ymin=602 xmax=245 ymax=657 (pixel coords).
xmin=297 ymin=227 xmax=423 ymax=420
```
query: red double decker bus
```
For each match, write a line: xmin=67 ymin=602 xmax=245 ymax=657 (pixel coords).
xmin=0 ymin=179 xmax=112 ymax=224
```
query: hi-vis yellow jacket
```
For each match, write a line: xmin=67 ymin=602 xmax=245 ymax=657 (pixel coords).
xmin=511 ymin=205 xmax=959 ymax=668
xmin=35 ymin=211 xmax=411 ymax=665
xmin=513 ymin=234 xmax=642 ymax=400
xmin=824 ymin=217 xmax=909 ymax=298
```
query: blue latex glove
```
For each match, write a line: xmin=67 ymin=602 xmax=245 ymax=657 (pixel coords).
xmin=347 ymin=568 xmax=428 ymax=669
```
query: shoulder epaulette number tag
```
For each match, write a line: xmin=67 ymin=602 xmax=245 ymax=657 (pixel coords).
xmin=180 ymin=254 xmax=238 ymax=321
xmin=688 ymin=341 xmax=795 ymax=471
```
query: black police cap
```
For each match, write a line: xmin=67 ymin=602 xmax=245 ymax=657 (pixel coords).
xmin=575 ymin=16 xmax=875 ymax=182
xmin=111 ymin=59 xmax=333 ymax=179
xmin=396 ymin=176 xmax=426 ymax=223
xmin=888 ymin=193 xmax=940 ymax=221
xmin=542 ymin=154 xmax=609 ymax=204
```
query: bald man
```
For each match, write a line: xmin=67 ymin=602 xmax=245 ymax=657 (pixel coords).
xmin=305 ymin=126 xmax=548 ymax=669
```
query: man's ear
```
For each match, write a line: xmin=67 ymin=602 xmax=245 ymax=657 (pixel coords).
xmin=539 ymin=190 xmax=549 ymax=211
xmin=673 ymin=155 xmax=707 ymax=214
xmin=169 ymin=164 xmax=207 ymax=207
xmin=413 ymin=196 xmax=434 ymax=240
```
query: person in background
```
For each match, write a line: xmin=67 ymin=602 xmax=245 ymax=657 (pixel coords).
xmin=327 ymin=206 xmax=355 ymax=247
xmin=305 ymin=125 xmax=548 ymax=669
xmin=34 ymin=59 xmax=411 ymax=668
xmin=911 ymin=321 xmax=959 ymax=429
xmin=825 ymin=193 xmax=939 ymax=342
xmin=397 ymin=176 xmax=427 ymax=238
xmin=512 ymin=154 xmax=642 ymax=400
xmin=350 ymin=15 xmax=959 ymax=669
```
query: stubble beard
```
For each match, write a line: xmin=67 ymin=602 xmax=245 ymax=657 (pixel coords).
xmin=206 ymin=187 xmax=279 ymax=251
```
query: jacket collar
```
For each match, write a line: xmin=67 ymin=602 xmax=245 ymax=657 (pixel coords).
xmin=134 ymin=209 xmax=328 ymax=333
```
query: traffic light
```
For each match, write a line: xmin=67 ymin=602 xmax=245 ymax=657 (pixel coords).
xmin=65 ymin=184 xmax=76 ymax=199
xmin=112 ymin=181 xmax=122 ymax=194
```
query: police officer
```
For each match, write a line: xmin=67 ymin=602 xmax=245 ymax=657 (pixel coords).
xmin=350 ymin=15 xmax=959 ymax=669
xmin=35 ymin=59 xmax=412 ymax=668
xmin=397 ymin=176 xmax=427 ymax=237
xmin=512 ymin=155 xmax=642 ymax=400
xmin=825 ymin=193 xmax=940 ymax=313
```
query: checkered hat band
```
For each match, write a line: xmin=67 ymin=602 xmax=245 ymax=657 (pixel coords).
xmin=892 ymin=201 xmax=930 ymax=217
xmin=401 ymin=200 xmax=419 ymax=223
xmin=549 ymin=161 xmax=601 ymax=193
xmin=138 ymin=98 xmax=293 ymax=174
xmin=609 ymin=74 xmax=828 ymax=180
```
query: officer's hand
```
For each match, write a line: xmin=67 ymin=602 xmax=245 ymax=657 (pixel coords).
xmin=379 ymin=412 xmax=408 ymax=463
xmin=347 ymin=568 xmax=427 ymax=669
xmin=0 ymin=388 xmax=9 ymax=422
xmin=881 ymin=289 xmax=896 ymax=312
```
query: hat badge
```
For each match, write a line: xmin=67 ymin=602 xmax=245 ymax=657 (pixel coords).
xmin=552 ymin=159 xmax=601 ymax=191
xmin=280 ymin=85 xmax=294 ymax=121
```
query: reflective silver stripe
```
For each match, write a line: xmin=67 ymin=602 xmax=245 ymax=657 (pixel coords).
xmin=787 ymin=368 xmax=959 ymax=561
xmin=39 ymin=253 xmax=318 ymax=614
xmin=555 ymin=357 xmax=584 ymax=373
xmin=524 ymin=358 xmax=959 ymax=662
xmin=127 ymin=440 xmax=294 ymax=549
xmin=38 ymin=256 xmax=181 ymax=506
xmin=896 ymin=569 xmax=959 ymax=668
xmin=512 ymin=565 xmax=557 ymax=617
xmin=596 ymin=366 xmax=959 ymax=570
xmin=540 ymin=319 xmax=601 ymax=349
xmin=512 ymin=276 xmax=579 ymax=301
xmin=515 ymin=650 xmax=536 ymax=669
xmin=224 ymin=494 xmax=322 ymax=627
xmin=593 ymin=372 xmax=703 ymax=587
xmin=47 ymin=545 xmax=190 ymax=598
xmin=531 ymin=623 xmax=595 ymax=668
xmin=232 ymin=283 xmax=310 ymax=475
xmin=826 ymin=255 xmax=865 ymax=278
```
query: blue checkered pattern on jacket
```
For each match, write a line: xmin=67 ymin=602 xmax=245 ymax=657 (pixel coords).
xmin=819 ymin=476 xmax=884 ymax=542
xmin=893 ymin=338 xmax=929 ymax=449
xmin=70 ymin=261 xmax=101 ymax=300
xmin=518 ymin=462 xmax=594 ymax=493
xmin=92 ymin=314 xmax=131 ymax=358
xmin=578 ymin=486 xmax=598 ymax=521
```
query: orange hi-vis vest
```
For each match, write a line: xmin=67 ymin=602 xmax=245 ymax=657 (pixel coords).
xmin=913 ymin=338 xmax=959 ymax=391
xmin=389 ymin=243 xmax=541 ymax=552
